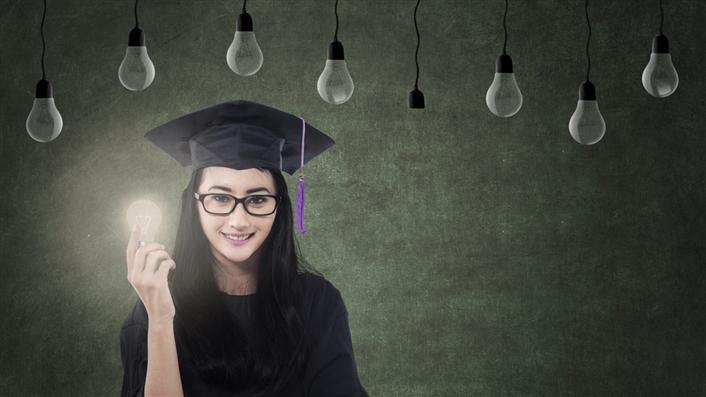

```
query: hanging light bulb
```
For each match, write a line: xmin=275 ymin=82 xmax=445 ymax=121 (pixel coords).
xmin=118 ymin=0 xmax=155 ymax=91
xmin=27 ymin=80 xmax=63 ymax=143
xmin=486 ymin=0 xmax=522 ymax=117
xmin=408 ymin=0 xmax=425 ymax=109
xmin=227 ymin=0 xmax=263 ymax=76
xmin=642 ymin=0 xmax=678 ymax=97
xmin=486 ymin=55 xmax=522 ymax=117
xmin=317 ymin=0 xmax=354 ymax=105
xmin=569 ymin=81 xmax=605 ymax=145
xmin=569 ymin=0 xmax=605 ymax=145
xmin=26 ymin=0 xmax=63 ymax=143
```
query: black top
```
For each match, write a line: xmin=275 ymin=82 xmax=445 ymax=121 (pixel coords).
xmin=120 ymin=273 xmax=369 ymax=397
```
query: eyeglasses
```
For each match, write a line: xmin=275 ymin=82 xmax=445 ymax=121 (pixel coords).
xmin=193 ymin=192 xmax=281 ymax=216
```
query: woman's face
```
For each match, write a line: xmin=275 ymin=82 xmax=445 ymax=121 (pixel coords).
xmin=196 ymin=166 xmax=278 ymax=268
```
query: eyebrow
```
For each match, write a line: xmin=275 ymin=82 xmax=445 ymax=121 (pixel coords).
xmin=208 ymin=185 xmax=271 ymax=194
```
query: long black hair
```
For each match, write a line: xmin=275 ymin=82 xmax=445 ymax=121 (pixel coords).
xmin=167 ymin=166 xmax=322 ymax=394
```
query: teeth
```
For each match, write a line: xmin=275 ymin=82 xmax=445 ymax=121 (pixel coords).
xmin=223 ymin=233 xmax=252 ymax=241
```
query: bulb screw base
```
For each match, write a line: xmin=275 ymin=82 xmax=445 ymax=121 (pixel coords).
xmin=35 ymin=79 xmax=53 ymax=98
xmin=237 ymin=12 xmax=253 ymax=31
xmin=579 ymin=81 xmax=597 ymax=100
xmin=496 ymin=54 xmax=514 ymax=73
xmin=652 ymin=34 xmax=670 ymax=53
xmin=328 ymin=40 xmax=345 ymax=60
xmin=408 ymin=88 xmax=425 ymax=108
xmin=128 ymin=27 xmax=145 ymax=46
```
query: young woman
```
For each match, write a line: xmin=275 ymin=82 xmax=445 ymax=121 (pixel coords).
xmin=120 ymin=101 xmax=368 ymax=397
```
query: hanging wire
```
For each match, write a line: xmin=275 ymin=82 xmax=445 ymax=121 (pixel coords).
xmin=413 ymin=0 xmax=421 ymax=89
xmin=243 ymin=0 xmax=247 ymax=13
xmin=659 ymin=0 xmax=663 ymax=34
xmin=584 ymin=0 xmax=591 ymax=82
xmin=502 ymin=0 xmax=508 ymax=55
xmin=333 ymin=0 xmax=339 ymax=41
xmin=40 ymin=0 xmax=46 ymax=80
xmin=134 ymin=0 xmax=140 ymax=28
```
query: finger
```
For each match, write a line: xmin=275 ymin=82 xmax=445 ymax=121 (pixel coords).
xmin=134 ymin=242 xmax=166 ymax=274
xmin=156 ymin=259 xmax=176 ymax=281
xmin=144 ymin=247 xmax=170 ymax=275
xmin=126 ymin=224 xmax=140 ymax=273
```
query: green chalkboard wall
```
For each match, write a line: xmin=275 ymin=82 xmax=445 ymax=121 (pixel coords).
xmin=1 ymin=0 xmax=704 ymax=395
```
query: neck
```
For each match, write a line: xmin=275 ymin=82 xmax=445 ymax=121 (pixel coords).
xmin=211 ymin=248 xmax=260 ymax=295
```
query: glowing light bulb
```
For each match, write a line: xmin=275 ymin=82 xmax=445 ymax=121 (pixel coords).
xmin=26 ymin=79 xmax=63 ymax=143
xmin=118 ymin=27 xmax=155 ymax=91
xmin=641 ymin=34 xmax=678 ymax=98
xmin=569 ymin=81 xmax=606 ymax=145
xmin=126 ymin=199 xmax=162 ymax=246
xmin=226 ymin=11 xmax=263 ymax=76
xmin=486 ymin=54 xmax=523 ymax=117
xmin=317 ymin=41 xmax=354 ymax=105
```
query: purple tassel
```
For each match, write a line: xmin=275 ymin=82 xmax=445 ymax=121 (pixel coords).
xmin=295 ymin=175 xmax=307 ymax=234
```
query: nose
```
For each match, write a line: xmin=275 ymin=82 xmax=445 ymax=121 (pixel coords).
xmin=227 ymin=201 xmax=251 ymax=227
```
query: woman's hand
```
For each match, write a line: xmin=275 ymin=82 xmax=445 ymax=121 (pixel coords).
xmin=126 ymin=225 xmax=177 ymax=325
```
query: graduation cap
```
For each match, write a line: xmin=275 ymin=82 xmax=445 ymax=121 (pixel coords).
xmin=143 ymin=99 xmax=336 ymax=234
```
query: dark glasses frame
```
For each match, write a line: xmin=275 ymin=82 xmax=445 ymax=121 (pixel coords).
xmin=193 ymin=191 xmax=282 ymax=216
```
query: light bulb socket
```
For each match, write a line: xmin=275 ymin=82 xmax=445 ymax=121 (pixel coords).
xmin=328 ymin=40 xmax=345 ymax=60
xmin=579 ymin=81 xmax=597 ymax=100
xmin=236 ymin=12 xmax=253 ymax=31
xmin=408 ymin=88 xmax=425 ymax=109
xmin=495 ymin=54 xmax=513 ymax=73
xmin=652 ymin=34 xmax=669 ymax=54
xmin=35 ymin=79 xmax=53 ymax=98
xmin=128 ymin=27 xmax=145 ymax=46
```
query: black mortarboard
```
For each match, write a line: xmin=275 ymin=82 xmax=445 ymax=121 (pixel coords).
xmin=143 ymin=100 xmax=335 ymax=234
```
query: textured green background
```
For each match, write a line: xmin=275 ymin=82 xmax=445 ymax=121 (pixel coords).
xmin=1 ymin=0 xmax=704 ymax=396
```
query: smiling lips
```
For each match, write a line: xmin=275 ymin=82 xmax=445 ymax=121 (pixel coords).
xmin=221 ymin=232 xmax=254 ymax=243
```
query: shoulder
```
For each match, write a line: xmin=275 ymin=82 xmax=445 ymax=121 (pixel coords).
xmin=296 ymin=272 xmax=346 ymax=324
xmin=297 ymin=271 xmax=343 ymax=306
xmin=297 ymin=271 xmax=338 ymax=293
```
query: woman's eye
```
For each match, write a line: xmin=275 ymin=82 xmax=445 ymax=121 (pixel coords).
xmin=214 ymin=195 xmax=232 ymax=203
xmin=247 ymin=196 xmax=265 ymax=204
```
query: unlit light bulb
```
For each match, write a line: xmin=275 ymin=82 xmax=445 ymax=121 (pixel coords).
xmin=486 ymin=54 xmax=523 ymax=117
xmin=26 ymin=79 xmax=63 ymax=143
xmin=641 ymin=34 xmax=678 ymax=98
xmin=118 ymin=27 xmax=155 ymax=91
xmin=126 ymin=199 xmax=162 ymax=246
xmin=569 ymin=81 xmax=605 ymax=145
xmin=226 ymin=11 xmax=263 ymax=76
xmin=317 ymin=40 xmax=354 ymax=105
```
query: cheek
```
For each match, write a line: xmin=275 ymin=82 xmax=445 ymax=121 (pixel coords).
xmin=198 ymin=209 xmax=221 ymax=236
xmin=255 ymin=217 xmax=276 ymax=237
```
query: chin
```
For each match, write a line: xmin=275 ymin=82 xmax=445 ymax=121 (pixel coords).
xmin=215 ymin=236 xmax=265 ymax=263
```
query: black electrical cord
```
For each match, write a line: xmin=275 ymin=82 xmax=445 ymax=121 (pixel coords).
xmin=243 ymin=0 xmax=247 ymax=13
xmin=413 ymin=0 xmax=421 ymax=89
xmin=503 ymin=0 xmax=508 ymax=55
xmin=40 ymin=0 xmax=46 ymax=80
xmin=134 ymin=0 xmax=139 ymax=28
xmin=334 ymin=0 xmax=339 ymax=41
xmin=659 ymin=0 xmax=663 ymax=34
xmin=585 ymin=0 xmax=591 ymax=82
